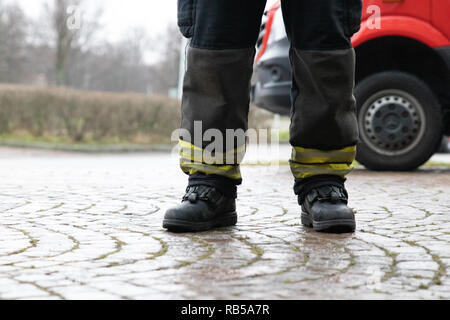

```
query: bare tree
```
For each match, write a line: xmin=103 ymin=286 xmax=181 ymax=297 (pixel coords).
xmin=42 ymin=0 xmax=102 ymax=86
xmin=148 ymin=24 xmax=182 ymax=95
xmin=0 ymin=3 xmax=28 ymax=83
xmin=0 ymin=0 xmax=179 ymax=96
xmin=60 ymin=27 xmax=152 ymax=93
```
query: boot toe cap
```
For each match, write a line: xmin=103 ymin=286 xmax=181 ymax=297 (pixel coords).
xmin=164 ymin=202 xmax=208 ymax=222
xmin=312 ymin=202 xmax=355 ymax=222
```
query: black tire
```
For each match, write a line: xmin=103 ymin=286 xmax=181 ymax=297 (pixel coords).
xmin=355 ymin=71 xmax=442 ymax=171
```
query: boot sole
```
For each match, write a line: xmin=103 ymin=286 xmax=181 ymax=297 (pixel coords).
xmin=301 ymin=212 xmax=356 ymax=234
xmin=163 ymin=211 xmax=237 ymax=233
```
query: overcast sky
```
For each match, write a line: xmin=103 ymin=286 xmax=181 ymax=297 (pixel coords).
xmin=6 ymin=0 xmax=277 ymax=63
xmin=7 ymin=0 xmax=177 ymax=39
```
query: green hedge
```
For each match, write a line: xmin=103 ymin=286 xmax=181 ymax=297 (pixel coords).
xmin=0 ymin=84 xmax=273 ymax=146
xmin=0 ymin=85 xmax=183 ymax=144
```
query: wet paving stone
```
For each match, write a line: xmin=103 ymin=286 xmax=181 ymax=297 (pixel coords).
xmin=0 ymin=149 xmax=449 ymax=299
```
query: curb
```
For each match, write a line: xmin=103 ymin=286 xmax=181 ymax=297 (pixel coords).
xmin=0 ymin=139 xmax=173 ymax=154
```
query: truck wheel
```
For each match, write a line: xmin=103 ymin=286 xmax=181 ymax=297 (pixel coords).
xmin=355 ymin=71 xmax=442 ymax=171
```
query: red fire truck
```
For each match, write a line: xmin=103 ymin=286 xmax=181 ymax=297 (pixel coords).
xmin=253 ymin=0 xmax=450 ymax=170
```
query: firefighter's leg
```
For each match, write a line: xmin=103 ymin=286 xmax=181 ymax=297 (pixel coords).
xmin=164 ymin=0 xmax=267 ymax=232
xmin=281 ymin=0 xmax=362 ymax=232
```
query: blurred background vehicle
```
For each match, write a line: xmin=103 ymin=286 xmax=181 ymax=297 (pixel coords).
xmin=253 ymin=0 xmax=450 ymax=170
xmin=439 ymin=136 xmax=450 ymax=153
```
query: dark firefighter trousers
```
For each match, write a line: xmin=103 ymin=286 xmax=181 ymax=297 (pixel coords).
xmin=177 ymin=0 xmax=362 ymax=201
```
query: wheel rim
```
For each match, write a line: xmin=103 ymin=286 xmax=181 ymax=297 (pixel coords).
xmin=359 ymin=89 xmax=426 ymax=156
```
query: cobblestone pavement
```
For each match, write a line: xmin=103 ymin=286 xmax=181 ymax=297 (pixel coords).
xmin=0 ymin=147 xmax=449 ymax=300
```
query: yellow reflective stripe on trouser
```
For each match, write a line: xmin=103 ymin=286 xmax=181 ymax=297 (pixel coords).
xmin=180 ymin=160 xmax=242 ymax=180
xmin=179 ymin=140 xmax=244 ymax=180
xmin=290 ymin=162 xmax=354 ymax=179
xmin=292 ymin=146 xmax=357 ymax=164
xmin=179 ymin=139 xmax=246 ymax=165
xmin=290 ymin=145 xmax=356 ymax=179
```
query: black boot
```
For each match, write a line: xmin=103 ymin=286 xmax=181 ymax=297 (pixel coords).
xmin=301 ymin=185 xmax=356 ymax=233
xmin=163 ymin=185 xmax=237 ymax=233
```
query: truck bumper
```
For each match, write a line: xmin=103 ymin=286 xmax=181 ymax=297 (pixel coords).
xmin=435 ymin=45 xmax=450 ymax=70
